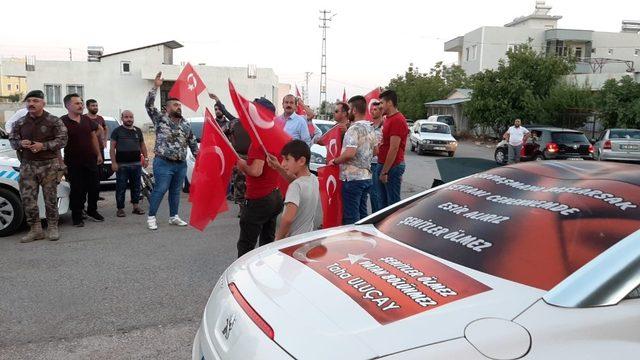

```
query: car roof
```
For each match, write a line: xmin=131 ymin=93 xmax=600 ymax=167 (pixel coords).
xmin=313 ymin=119 xmax=335 ymax=125
xmin=416 ymin=119 xmax=450 ymax=127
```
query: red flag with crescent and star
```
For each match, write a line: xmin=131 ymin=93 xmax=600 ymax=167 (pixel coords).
xmin=188 ymin=108 xmax=238 ymax=231
xmin=364 ymin=88 xmax=381 ymax=121
xmin=168 ymin=63 xmax=206 ymax=111
xmin=318 ymin=165 xmax=342 ymax=228
xmin=228 ymin=80 xmax=291 ymax=155
xmin=319 ymin=124 xmax=343 ymax=164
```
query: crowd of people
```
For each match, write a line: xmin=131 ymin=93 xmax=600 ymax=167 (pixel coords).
xmin=8 ymin=71 xmax=410 ymax=258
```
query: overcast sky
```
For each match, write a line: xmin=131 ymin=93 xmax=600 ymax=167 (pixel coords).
xmin=2 ymin=0 xmax=639 ymax=106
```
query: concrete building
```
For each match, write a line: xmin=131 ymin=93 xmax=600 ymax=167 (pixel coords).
xmin=0 ymin=41 xmax=280 ymax=123
xmin=0 ymin=58 xmax=27 ymax=99
xmin=424 ymin=88 xmax=472 ymax=134
xmin=445 ymin=1 xmax=640 ymax=88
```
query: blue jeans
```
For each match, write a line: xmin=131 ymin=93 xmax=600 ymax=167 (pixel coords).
xmin=115 ymin=164 xmax=142 ymax=209
xmin=380 ymin=162 xmax=405 ymax=209
xmin=149 ymin=157 xmax=187 ymax=217
xmin=369 ymin=163 xmax=384 ymax=213
xmin=342 ymin=179 xmax=372 ymax=225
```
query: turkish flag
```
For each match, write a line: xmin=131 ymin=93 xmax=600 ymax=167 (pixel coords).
xmin=318 ymin=165 xmax=342 ymax=229
xmin=295 ymin=86 xmax=305 ymax=116
xmin=228 ymin=80 xmax=291 ymax=155
xmin=342 ymin=88 xmax=347 ymax=103
xmin=189 ymin=108 xmax=238 ymax=231
xmin=168 ymin=63 xmax=206 ymax=111
xmin=364 ymin=88 xmax=381 ymax=121
xmin=319 ymin=124 xmax=342 ymax=163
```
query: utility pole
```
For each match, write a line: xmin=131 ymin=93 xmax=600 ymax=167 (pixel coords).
xmin=303 ymin=71 xmax=312 ymax=104
xmin=319 ymin=10 xmax=335 ymax=115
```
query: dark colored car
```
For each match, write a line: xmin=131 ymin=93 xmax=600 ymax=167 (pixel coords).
xmin=495 ymin=127 xmax=594 ymax=165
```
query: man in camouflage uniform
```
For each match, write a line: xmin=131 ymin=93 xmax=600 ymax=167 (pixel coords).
xmin=10 ymin=90 xmax=68 ymax=242
xmin=145 ymin=72 xmax=199 ymax=230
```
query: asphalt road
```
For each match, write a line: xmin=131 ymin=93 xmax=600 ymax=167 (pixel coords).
xmin=0 ymin=141 xmax=495 ymax=360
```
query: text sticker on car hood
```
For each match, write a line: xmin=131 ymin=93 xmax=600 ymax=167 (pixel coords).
xmin=280 ymin=231 xmax=491 ymax=325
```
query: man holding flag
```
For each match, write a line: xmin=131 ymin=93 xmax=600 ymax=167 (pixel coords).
xmin=144 ymin=71 xmax=199 ymax=230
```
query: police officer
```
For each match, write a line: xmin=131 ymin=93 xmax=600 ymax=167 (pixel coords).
xmin=10 ymin=90 xmax=68 ymax=242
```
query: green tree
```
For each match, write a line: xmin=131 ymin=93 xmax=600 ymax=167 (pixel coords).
xmin=465 ymin=43 xmax=575 ymax=136
xmin=597 ymin=76 xmax=640 ymax=129
xmin=387 ymin=62 xmax=468 ymax=120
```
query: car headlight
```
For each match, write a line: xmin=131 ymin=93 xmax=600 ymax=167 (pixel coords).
xmin=310 ymin=152 xmax=326 ymax=164
xmin=449 ymin=141 xmax=457 ymax=145
xmin=421 ymin=139 xmax=429 ymax=144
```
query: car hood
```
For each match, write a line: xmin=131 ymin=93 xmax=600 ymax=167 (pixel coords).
xmin=418 ymin=133 xmax=456 ymax=141
xmin=222 ymin=225 xmax=544 ymax=359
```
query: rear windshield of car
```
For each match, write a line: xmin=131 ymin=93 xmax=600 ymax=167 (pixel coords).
xmin=316 ymin=122 xmax=335 ymax=135
xmin=551 ymin=132 xmax=588 ymax=143
xmin=610 ymin=129 xmax=640 ymax=140
xmin=421 ymin=123 xmax=450 ymax=134
xmin=374 ymin=164 xmax=640 ymax=290
xmin=104 ymin=119 xmax=119 ymax=138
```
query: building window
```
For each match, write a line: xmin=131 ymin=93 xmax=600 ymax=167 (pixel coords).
xmin=247 ymin=64 xmax=257 ymax=79
xmin=465 ymin=47 xmax=470 ymax=61
xmin=592 ymin=48 xmax=597 ymax=54
xmin=121 ymin=61 xmax=131 ymax=74
xmin=44 ymin=84 xmax=62 ymax=105
xmin=635 ymin=49 xmax=640 ymax=56
xmin=16 ymin=84 xmax=19 ymax=91
xmin=66 ymin=84 xmax=84 ymax=99
xmin=608 ymin=48 xmax=613 ymax=56
xmin=472 ymin=45 xmax=477 ymax=60
xmin=575 ymin=47 xmax=582 ymax=58
xmin=7 ymin=84 xmax=11 ymax=91
xmin=508 ymin=44 xmax=516 ymax=52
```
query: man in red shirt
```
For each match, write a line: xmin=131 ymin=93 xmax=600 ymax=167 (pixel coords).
xmin=235 ymin=98 xmax=284 ymax=258
xmin=377 ymin=90 xmax=408 ymax=208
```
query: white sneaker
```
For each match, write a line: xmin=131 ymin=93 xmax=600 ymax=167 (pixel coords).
xmin=147 ymin=216 xmax=158 ymax=230
xmin=168 ymin=216 xmax=188 ymax=226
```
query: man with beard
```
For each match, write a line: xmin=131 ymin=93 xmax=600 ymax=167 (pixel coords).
xmin=145 ymin=72 xmax=199 ymax=230
xmin=85 ymin=99 xmax=107 ymax=201
xmin=276 ymin=94 xmax=311 ymax=146
xmin=110 ymin=110 xmax=149 ymax=217
xmin=9 ymin=90 xmax=68 ymax=242
xmin=61 ymin=94 xmax=104 ymax=226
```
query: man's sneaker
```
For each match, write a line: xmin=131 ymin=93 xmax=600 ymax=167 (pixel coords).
xmin=147 ymin=216 xmax=158 ymax=230
xmin=86 ymin=211 xmax=105 ymax=222
xmin=73 ymin=221 xmax=85 ymax=227
xmin=168 ymin=216 xmax=188 ymax=226
xmin=116 ymin=209 xmax=126 ymax=217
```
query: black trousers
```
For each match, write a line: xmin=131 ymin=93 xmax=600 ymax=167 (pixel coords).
xmin=237 ymin=189 xmax=283 ymax=258
xmin=67 ymin=163 xmax=99 ymax=223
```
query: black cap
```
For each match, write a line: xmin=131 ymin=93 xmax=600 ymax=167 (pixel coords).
xmin=254 ymin=97 xmax=276 ymax=113
xmin=23 ymin=90 xmax=45 ymax=101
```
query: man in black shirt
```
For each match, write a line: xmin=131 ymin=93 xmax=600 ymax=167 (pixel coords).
xmin=110 ymin=110 xmax=149 ymax=217
xmin=60 ymin=93 xmax=104 ymax=226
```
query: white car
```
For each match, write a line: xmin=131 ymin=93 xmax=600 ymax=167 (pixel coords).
xmin=0 ymin=146 xmax=70 ymax=237
xmin=193 ymin=160 xmax=640 ymax=359
xmin=185 ymin=117 xmax=205 ymax=186
xmin=309 ymin=119 xmax=336 ymax=174
xmin=409 ymin=120 xmax=457 ymax=157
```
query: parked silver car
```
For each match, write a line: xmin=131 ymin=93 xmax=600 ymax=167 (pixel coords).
xmin=593 ymin=128 xmax=640 ymax=162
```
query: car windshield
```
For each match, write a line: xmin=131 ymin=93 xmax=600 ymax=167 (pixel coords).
xmin=374 ymin=164 xmax=640 ymax=290
xmin=104 ymin=119 xmax=119 ymax=138
xmin=316 ymin=122 xmax=335 ymax=135
xmin=610 ymin=129 xmax=640 ymax=140
xmin=551 ymin=132 xmax=587 ymax=143
xmin=421 ymin=123 xmax=450 ymax=134
xmin=190 ymin=122 xmax=204 ymax=141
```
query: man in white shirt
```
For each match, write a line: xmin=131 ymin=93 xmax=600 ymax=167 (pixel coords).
xmin=503 ymin=119 xmax=530 ymax=164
